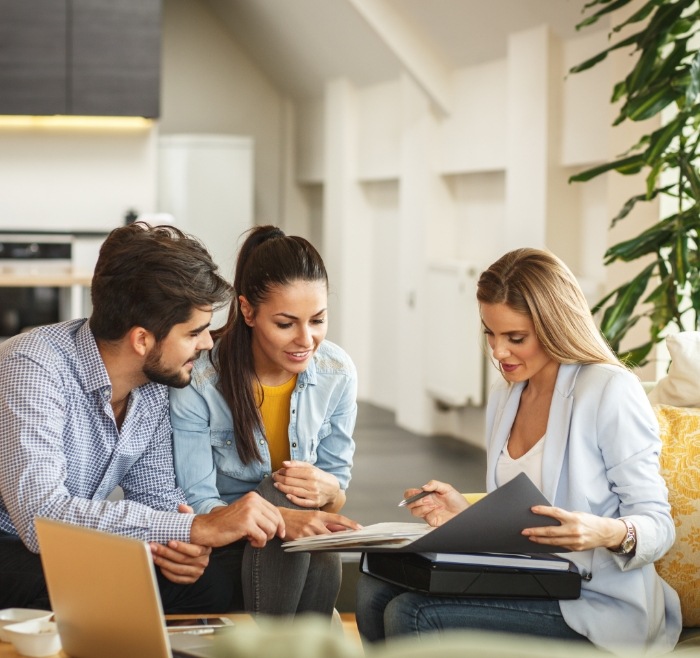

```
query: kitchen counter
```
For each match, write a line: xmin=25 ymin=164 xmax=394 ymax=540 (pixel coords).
xmin=0 ymin=272 xmax=93 ymax=287
xmin=0 ymin=229 xmax=110 ymax=238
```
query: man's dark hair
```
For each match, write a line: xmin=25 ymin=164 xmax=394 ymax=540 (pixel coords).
xmin=89 ymin=222 xmax=232 ymax=341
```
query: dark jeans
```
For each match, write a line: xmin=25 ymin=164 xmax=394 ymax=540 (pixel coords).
xmin=0 ymin=531 xmax=237 ymax=614
xmin=241 ymin=477 xmax=342 ymax=616
xmin=356 ymin=573 xmax=590 ymax=644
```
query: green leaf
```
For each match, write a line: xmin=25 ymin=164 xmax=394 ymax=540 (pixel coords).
xmin=618 ymin=341 xmax=654 ymax=367
xmin=680 ymin=157 xmax=700 ymax=198
xmin=645 ymin=160 xmax=666 ymax=199
xmin=640 ymin=37 xmax=691 ymax=92
xmin=669 ymin=17 xmax=698 ymax=37
xmin=687 ymin=51 xmax=700 ymax=105
xmin=604 ymin=224 xmax=674 ymax=263
xmin=611 ymin=80 xmax=628 ymax=103
xmin=611 ymin=187 xmax=668 ymax=228
xmin=569 ymin=154 xmax=646 ymax=183
xmin=582 ymin=0 xmax=646 ymax=28
xmin=598 ymin=263 xmax=655 ymax=341
xmin=611 ymin=1 xmax=659 ymax=34
xmin=643 ymin=273 xmax=674 ymax=304
xmin=672 ymin=232 xmax=690 ymax=286
xmin=645 ymin=114 xmax=684 ymax=163
xmin=621 ymin=85 xmax=680 ymax=122
xmin=569 ymin=32 xmax=643 ymax=74
xmin=577 ymin=0 xmax=637 ymax=30
xmin=626 ymin=41 xmax=666 ymax=93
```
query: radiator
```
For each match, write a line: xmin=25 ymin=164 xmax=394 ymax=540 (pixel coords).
xmin=425 ymin=260 xmax=485 ymax=407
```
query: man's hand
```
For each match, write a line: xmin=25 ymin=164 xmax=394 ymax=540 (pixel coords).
xmin=279 ymin=507 xmax=362 ymax=540
xmin=151 ymin=503 xmax=211 ymax=584
xmin=150 ymin=540 xmax=211 ymax=585
xmin=190 ymin=491 xmax=285 ymax=548
xmin=272 ymin=461 xmax=341 ymax=510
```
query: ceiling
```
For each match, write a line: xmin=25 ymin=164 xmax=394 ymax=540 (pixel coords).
xmin=204 ymin=0 xmax=609 ymax=100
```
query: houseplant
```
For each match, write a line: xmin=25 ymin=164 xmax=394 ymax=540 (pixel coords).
xmin=570 ymin=0 xmax=700 ymax=365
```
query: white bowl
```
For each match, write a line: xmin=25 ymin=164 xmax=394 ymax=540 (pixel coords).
xmin=0 ymin=609 xmax=53 ymax=643
xmin=3 ymin=619 xmax=62 ymax=657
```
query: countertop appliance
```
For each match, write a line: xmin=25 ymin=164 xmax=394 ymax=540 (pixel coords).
xmin=0 ymin=234 xmax=74 ymax=337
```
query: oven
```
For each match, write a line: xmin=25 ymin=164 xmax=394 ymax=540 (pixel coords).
xmin=0 ymin=234 xmax=75 ymax=338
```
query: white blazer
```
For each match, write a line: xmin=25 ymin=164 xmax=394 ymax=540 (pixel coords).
xmin=485 ymin=363 xmax=682 ymax=654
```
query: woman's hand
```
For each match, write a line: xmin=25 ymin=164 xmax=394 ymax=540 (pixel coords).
xmin=403 ymin=480 xmax=469 ymax=527
xmin=523 ymin=506 xmax=629 ymax=552
xmin=273 ymin=460 xmax=341 ymax=509
xmin=279 ymin=507 xmax=362 ymax=540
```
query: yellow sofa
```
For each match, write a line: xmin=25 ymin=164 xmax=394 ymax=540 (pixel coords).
xmin=653 ymin=404 xmax=700 ymax=642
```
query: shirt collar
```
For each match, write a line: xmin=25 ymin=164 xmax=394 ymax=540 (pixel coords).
xmin=76 ymin=320 xmax=112 ymax=395
xmin=298 ymin=352 xmax=317 ymax=386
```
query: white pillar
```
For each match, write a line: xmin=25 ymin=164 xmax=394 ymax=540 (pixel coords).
xmin=322 ymin=78 xmax=372 ymax=396
xmin=394 ymin=74 xmax=443 ymax=434
xmin=505 ymin=26 xmax=563 ymax=252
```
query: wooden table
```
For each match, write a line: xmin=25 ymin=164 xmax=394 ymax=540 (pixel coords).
xmin=0 ymin=614 xmax=254 ymax=657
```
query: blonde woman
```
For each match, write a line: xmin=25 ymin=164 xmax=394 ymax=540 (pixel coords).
xmin=357 ymin=248 xmax=681 ymax=653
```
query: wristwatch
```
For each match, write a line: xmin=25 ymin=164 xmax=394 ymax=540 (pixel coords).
xmin=610 ymin=518 xmax=637 ymax=555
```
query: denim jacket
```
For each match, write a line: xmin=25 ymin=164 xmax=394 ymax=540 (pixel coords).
xmin=169 ymin=340 xmax=357 ymax=514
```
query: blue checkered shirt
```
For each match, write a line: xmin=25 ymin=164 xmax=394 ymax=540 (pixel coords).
xmin=0 ymin=319 xmax=193 ymax=552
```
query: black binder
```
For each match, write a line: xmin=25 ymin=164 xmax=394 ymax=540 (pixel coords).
xmin=360 ymin=552 xmax=582 ymax=600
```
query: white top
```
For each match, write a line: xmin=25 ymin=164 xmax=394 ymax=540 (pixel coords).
xmin=495 ymin=435 xmax=544 ymax=490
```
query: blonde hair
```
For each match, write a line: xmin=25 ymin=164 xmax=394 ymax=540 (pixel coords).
xmin=476 ymin=248 xmax=621 ymax=367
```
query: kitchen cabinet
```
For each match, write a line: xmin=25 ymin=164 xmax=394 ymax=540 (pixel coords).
xmin=0 ymin=1 xmax=68 ymax=115
xmin=0 ymin=0 xmax=161 ymax=117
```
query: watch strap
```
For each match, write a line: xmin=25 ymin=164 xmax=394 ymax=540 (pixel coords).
xmin=610 ymin=518 xmax=636 ymax=555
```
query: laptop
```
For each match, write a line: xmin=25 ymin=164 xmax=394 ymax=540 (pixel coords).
xmin=34 ymin=517 xmax=230 ymax=658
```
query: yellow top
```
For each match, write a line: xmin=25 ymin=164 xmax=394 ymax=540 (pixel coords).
xmin=257 ymin=375 xmax=297 ymax=471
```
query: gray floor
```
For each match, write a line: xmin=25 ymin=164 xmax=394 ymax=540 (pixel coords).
xmin=335 ymin=401 xmax=487 ymax=611
xmin=342 ymin=401 xmax=487 ymax=525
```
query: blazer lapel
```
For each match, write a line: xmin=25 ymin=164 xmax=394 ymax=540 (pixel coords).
xmin=540 ymin=363 xmax=580 ymax=503
xmin=486 ymin=381 xmax=526 ymax=491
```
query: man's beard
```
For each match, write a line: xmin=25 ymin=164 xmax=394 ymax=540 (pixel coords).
xmin=143 ymin=345 xmax=197 ymax=389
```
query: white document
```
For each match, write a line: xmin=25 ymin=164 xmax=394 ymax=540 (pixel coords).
xmin=419 ymin=552 xmax=571 ymax=571
xmin=282 ymin=522 xmax=433 ymax=552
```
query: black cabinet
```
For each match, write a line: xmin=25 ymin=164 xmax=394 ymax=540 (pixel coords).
xmin=0 ymin=0 xmax=160 ymax=117
xmin=0 ymin=1 xmax=68 ymax=115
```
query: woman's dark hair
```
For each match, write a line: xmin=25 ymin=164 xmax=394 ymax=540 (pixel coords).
xmin=90 ymin=222 xmax=231 ymax=341
xmin=213 ymin=225 xmax=328 ymax=464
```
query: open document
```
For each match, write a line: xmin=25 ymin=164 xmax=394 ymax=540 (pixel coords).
xmin=283 ymin=522 xmax=433 ymax=552
xmin=282 ymin=472 xmax=567 ymax=555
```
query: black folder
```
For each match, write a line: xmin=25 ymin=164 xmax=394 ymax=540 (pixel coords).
xmin=360 ymin=552 xmax=582 ymax=599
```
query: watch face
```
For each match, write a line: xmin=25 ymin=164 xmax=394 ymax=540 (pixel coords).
xmin=619 ymin=520 xmax=636 ymax=554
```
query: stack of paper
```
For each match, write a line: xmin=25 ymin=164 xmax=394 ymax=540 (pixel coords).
xmin=419 ymin=552 xmax=571 ymax=571
xmin=282 ymin=522 xmax=433 ymax=552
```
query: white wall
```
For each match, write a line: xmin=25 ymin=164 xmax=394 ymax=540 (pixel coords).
xmin=0 ymin=5 xmax=658 ymax=445
xmin=160 ymin=0 xmax=286 ymax=232
xmin=0 ymin=127 xmax=156 ymax=232
xmin=289 ymin=24 xmax=659 ymax=446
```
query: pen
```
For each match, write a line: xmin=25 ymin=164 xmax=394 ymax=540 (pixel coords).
xmin=398 ymin=490 xmax=432 ymax=507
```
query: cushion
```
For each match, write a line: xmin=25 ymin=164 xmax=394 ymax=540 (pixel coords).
xmin=648 ymin=332 xmax=700 ymax=407
xmin=654 ymin=404 xmax=700 ymax=627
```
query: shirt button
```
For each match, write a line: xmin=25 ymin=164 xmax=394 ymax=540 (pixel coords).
xmin=299 ymin=383 xmax=305 ymax=389
xmin=226 ymin=440 xmax=231 ymax=445
xmin=263 ymin=473 xmax=269 ymax=478
xmin=292 ymin=409 xmax=296 ymax=415
xmin=292 ymin=442 xmax=297 ymax=448
xmin=259 ymin=439 xmax=264 ymax=445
